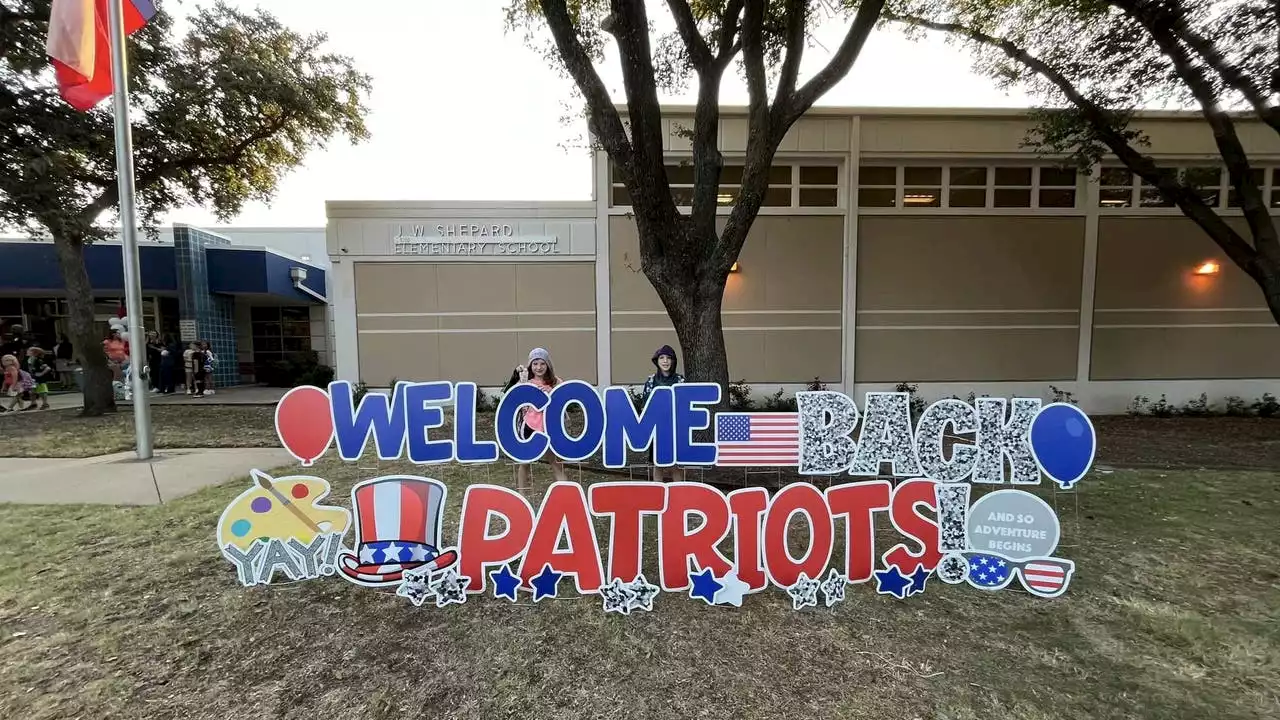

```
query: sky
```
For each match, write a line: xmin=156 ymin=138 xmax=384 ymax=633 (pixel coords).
xmin=164 ymin=0 xmax=1036 ymax=228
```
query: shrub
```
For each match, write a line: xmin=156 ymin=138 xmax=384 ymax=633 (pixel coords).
xmin=628 ymin=385 xmax=646 ymax=411
xmin=261 ymin=350 xmax=335 ymax=388
xmin=352 ymin=381 xmax=370 ymax=404
xmin=1180 ymin=393 xmax=1213 ymax=417
xmin=1224 ymin=395 xmax=1249 ymax=417
xmin=475 ymin=387 xmax=498 ymax=413
xmin=1127 ymin=395 xmax=1150 ymax=416
xmin=1049 ymin=385 xmax=1077 ymax=405
xmin=762 ymin=388 xmax=798 ymax=412
xmin=1148 ymin=394 xmax=1176 ymax=417
xmin=1253 ymin=392 xmax=1280 ymax=418
xmin=728 ymin=379 xmax=754 ymax=410
xmin=894 ymin=381 xmax=926 ymax=420
xmin=806 ymin=377 xmax=828 ymax=392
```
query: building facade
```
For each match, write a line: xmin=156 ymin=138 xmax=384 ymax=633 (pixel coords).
xmin=331 ymin=107 xmax=1280 ymax=412
xmin=0 ymin=225 xmax=330 ymax=386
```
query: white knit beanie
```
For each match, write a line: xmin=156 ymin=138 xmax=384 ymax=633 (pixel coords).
xmin=528 ymin=347 xmax=551 ymax=365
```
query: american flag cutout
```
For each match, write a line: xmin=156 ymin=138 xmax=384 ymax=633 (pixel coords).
xmin=714 ymin=412 xmax=800 ymax=466
xmin=965 ymin=553 xmax=1017 ymax=590
xmin=1017 ymin=558 xmax=1074 ymax=598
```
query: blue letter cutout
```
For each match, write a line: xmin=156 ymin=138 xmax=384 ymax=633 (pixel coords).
xmin=329 ymin=380 xmax=408 ymax=461
xmin=602 ymin=385 xmax=674 ymax=469
xmin=544 ymin=380 xmax=604 ymax=462
xmin=454 ymin=382 xmax=499 ymax=463
xmin=404 ymin=381 xmax=454 ymax=464
xmin=495 ymin=384 xmax=549 ymax=463
xmin=674 ymin=383 xmax=720 ymax=466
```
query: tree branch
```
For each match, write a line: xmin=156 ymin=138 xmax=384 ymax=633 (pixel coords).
xmin=772 ymin=0 xmax=807 ymax=108
xmin=1113 ymin=1 xmax=1278 ymax=264
xmin=716 ymin=0 xmax=745 ymax=59
xmin=885 ymin=12 xmax=1264 ymax=282
xmin=665 ymin=0 xmax=713 ymax=69
xmin=782 ymin=0 xmax=885 ymax=129
xmin=540 ymin=0 xmax=633 ymax=169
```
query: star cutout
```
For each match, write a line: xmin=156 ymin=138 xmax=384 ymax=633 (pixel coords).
xmin=624 ymin=574 xmax=659 ymax=612
xmin=359 ymin=545 xmax=378 ymax=564
xmin=819 ymin=569 xmax=847 ymax=607
xmin=489 ymin=564 xmax=521 ymax=601
xmin=907 ymin=565 xmax=930 ymax=596
xmin=408 ymin=545 xmax=430 ymax=562
xmin=874 ymin=566 xmax=912 ymax=600
xmin=600 ymin=578 xmax=635 ymax=615
xmin=712 ymin=570 xmax=750 ymax=607
xmin=396 ymin=568 xmax=434 ymax=607
xmin=429 ymin=567 xmax=470 ymax=607
xmin=529 ymin=564 xmax=564 ymax=602
xmin=688 ymin=567 xmax=722 ymax=605
xmin=786 ymin=573 xmax=820 ymax=610
xmin=382 ymin=542 xmax=402 ymax=563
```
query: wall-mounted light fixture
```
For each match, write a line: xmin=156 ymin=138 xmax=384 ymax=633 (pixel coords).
xmin=300 ymin=254 xmax=311 ymax=263
xmin=730 ymin=261 xmax=741 ymax=273
xmin=1193 ymin=260 xmax=1220 ymax=276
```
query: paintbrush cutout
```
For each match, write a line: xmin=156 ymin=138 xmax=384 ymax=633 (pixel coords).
xmin=252 ymin=469 xmax=322 ymax=533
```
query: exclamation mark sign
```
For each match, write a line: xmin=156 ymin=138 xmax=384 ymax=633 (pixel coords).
xmin=935 ymin=483 xmax=971 ymax=584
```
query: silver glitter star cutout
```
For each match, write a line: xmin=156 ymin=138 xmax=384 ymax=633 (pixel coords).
xmin=600 ymin=577 xmax=636 ymax=615
xmin=624 ymin=574 xmax=659 ymax=613
xmin=786 ymin=572 xmax=820 ymax=611
xmin=396 ymin=568 xmax=434 ymax=607
xmin=819 ymin=569 xmax=847 ymax=607
xmin=428 ymin=567 xmax=470 ymax=608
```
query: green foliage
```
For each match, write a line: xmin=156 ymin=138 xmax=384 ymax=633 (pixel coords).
xmin=1049 ymin=384 xmax=1077 ymax=405
xmin=260 ymin=351 xmax=334 ymax=389
xmin=0 ymin=1 xmax=372 ymax=238
xmin=1180 ymin=392 xmax=1213 ymax=417
xmin=352 ymin=381 xmax=370 ymax=405
xmin=894 ymin=381 xmax=927 ymax=421
xmin=1126 ymin=392 xmax=1279 ymax=417
xmin=806 ymin=377 xmax=828 ymax=392
xmin=728 ymin=379 xmax=754 ymax=411
xmin=1224 ymin=395 xmax=1249 ymax=416
xmin=762 ymin=388 xmax=798 ymax=412
xmin=1253 ymin=392 xmax=1280 ymax=418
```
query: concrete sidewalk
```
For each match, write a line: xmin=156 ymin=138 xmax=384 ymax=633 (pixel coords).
xmin=0 ymin=447 xmax=293 ymax=506
xmin=37 ymin=385 xmax=288 ymax=412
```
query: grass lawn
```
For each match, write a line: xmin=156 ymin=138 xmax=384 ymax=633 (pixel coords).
xmin=0 ymin=459 xmax=1276 ymax=719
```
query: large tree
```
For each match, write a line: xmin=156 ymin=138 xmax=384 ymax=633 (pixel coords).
xmin=507 ymin=0 xmax=887 ymax=391
xmin=885 ymin=0 xmax=1280 ymax=325
xmin=0 ymin=1 xmax=371 ymax=415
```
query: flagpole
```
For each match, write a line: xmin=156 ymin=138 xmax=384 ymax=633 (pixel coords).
xmin=107 ymin=0 xmax=153 ymax=460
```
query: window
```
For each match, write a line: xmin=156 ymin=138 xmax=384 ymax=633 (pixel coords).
xmin=1227 ymin=169 xmax=1267 ymax=207
xmin=858 ymin=165 xmax=897 ymax=207
xmin=1099 ymin=167 xmax=1134 ymax=207
xmin=610 ymin=161 xmax=835 ymax=209
xmin=902 ymin=166 xmax=941 ymax=207
xmin=948 ymin=167 xmax=987 ymax=208
xmin=992 ymin=167 xmax=1033 ymax=208
xmin=251 ymin=306 xmax=313 ymax=375
xmin=1039 ymin=167 xmax=1078 ymax=208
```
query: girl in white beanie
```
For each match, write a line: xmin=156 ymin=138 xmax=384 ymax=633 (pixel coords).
xmin=501 ymin=347 xmax=568 ymax=492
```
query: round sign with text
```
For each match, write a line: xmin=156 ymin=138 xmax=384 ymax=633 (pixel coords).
xmin=965 ymin=490 xmax=1060 ymax=560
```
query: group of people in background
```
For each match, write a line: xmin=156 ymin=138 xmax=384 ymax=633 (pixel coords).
xmin=501 ymin=343 xmax=687 ymax=489
xmin=134 ymin=331 xmax=218 ymax=397
xmin=1 ymin=325 xmax=57 ymax=412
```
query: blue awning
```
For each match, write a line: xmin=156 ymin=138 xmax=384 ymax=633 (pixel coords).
xmin=205 ymin=247 xmax=328 ymax=303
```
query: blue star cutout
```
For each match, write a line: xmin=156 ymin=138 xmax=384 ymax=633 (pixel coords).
xmin=688 ymin=567 xmax=723 ymax=605
xmin=529 ymin=563 xmax=563 ymax=602
xmin=874 ymin=566 xmax=912 ymax=599
xmin=490 ymin=564 xmax=521 ymax=601
xmin=908 ymin=565 xmax=930 ymax=596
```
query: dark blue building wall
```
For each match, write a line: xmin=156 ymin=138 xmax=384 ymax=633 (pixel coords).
xmin=206 ymin=247 xmax=327 ymax=302
xmin=0 ymin=243 xmax=176 ymax=292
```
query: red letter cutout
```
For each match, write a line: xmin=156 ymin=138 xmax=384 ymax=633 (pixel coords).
xmin=728 ymin=487 xmax=769 ymax=592
xmin=659 ymin=483 xmax=733 ymax=590
xmin=762 ymin=483 xmax=834 ymax=588
xmin=457 ymin=485 xmax=535 ymax=592
xmin=883 ymin=479 xmax=942 ymax=573
xmin=519 ymin=482 xmax=605 ymax=592
xmin=826 ymin=480 xmax=891 ymax=583
xmin=589 ymin=482 xmax=667 ymax=582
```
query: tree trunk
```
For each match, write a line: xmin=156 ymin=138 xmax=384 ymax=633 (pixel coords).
xmin=650 ymin=263 xmax=732 ymax=406
xmin=52 ymin=235 xmax=116 ymax=416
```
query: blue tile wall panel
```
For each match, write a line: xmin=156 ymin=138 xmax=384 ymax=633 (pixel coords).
xmin=174 ymin=227 xmax=239 ymax=388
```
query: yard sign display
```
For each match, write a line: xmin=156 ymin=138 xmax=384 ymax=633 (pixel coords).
xmin=216 ymin=381 xmax=1096 ymax=612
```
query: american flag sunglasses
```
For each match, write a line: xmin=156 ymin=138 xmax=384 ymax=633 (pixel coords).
xmin=962 ymin=552 xmax=1075 ymax=598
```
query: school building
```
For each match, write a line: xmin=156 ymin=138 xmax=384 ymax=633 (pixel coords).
xmin=327 ymin=106 xmax=1280 ymax=413
xmin=0 ymin=226 xmax=331 ymax=388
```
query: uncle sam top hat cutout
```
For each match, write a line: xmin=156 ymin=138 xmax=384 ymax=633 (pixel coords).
xmin=338 ymin=476 xmax=458 ymax=587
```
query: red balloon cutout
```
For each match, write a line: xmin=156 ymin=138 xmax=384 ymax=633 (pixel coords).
xmin=275 ymin=385 xmax=334 ymax=466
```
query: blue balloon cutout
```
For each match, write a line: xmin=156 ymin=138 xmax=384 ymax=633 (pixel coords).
xmin=1029 ymin=403 xmax=1096 ymax=489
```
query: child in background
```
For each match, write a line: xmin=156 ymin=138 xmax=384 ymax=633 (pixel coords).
xmin=642 ymin=345 xmax=687 ymax=482
xmin=500 ymin=347 xmax=568 ymax=493
xmin=26 ymin=347 xmax=53 ymax=410
xmin=200 ymin=341 xmax=216 ymax=396
xmin=1 ymin=354 xmax=34 ymax=412
xmin=188 ymin=342 xmax=207 ymax=398
xmin=183 ymin=343 xmax=195 ymax=394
